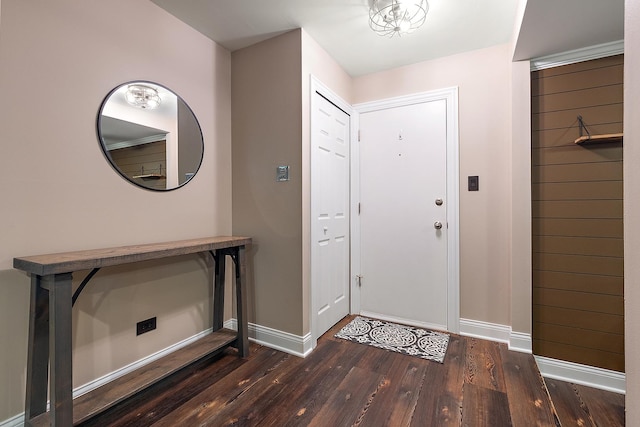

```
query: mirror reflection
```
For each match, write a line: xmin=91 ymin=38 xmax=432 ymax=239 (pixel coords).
xmin=97 ymin=81 xmax=203 ymax=191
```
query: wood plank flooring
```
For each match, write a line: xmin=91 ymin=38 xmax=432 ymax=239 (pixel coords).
xmin=545 ymin=377 xmax=625 ymax=426
xmin=79 ymin=316 xmax=625 ymax=426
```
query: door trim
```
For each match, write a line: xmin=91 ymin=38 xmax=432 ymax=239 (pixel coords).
xmin=309 ymin=76 xmax=356 ymax=348
xmin=353 ymin=87 xmax=460 ymax=334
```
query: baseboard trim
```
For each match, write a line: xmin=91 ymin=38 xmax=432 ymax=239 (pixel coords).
xmin=360 ymin=311 xmax=448 ymax=333
xmin=460 ymin=318 xmax=511 ymax=343
xmin=509 ymin=331 xmax=533 ymax=353
xmin=459 ymin=318 xmax=532 ymax=353
xmin=535 ymin=356 xmax=626 ymax=395
xmin=0 ymin=413 xmax=23 ymax=427
xmin=224 ymin=319 xmax=313 ymax=358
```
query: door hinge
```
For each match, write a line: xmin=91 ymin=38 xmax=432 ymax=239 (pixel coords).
xmin=356 ymin=275 xmax=363 ymax=287
xmin=358 ymin=202 xmax=361 ymax=215
xmin=358 ymin=129 xmax=361 ymax=142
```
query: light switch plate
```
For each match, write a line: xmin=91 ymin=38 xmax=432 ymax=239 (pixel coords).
xmin=468 ymin=175 xmax=479 ymax=191
xmin=276 ymin=165 xmax=290 ymax=182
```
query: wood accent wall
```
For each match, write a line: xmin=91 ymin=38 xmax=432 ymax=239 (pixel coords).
xmin=531 ymin=55 xmax=624 ymax=372
xmin=109 ymin=141 xmax=167 ymax=190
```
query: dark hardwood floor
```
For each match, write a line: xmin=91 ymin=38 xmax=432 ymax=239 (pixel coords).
xmin=545 ymin=377 xmax=625 ymax=426
xmin=80 ymin=316 xmax=625 ymax=426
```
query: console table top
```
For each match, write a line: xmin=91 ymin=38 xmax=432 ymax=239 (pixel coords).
xmin=14 ymin=236 xmax=251 ymax=276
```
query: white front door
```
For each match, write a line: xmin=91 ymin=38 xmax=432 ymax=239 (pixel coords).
xmin=311 ymin=90 xmax=351 ymax=338
xmin=359 ymin=99 xmax=449 ymax=331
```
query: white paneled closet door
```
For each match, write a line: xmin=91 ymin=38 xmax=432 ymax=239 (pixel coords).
xmin=311 ymin=91 xmax=351 ymax=338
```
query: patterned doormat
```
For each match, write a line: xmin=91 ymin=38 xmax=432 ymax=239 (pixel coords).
xmin=335 ymin=316 xmax=449 ymax=363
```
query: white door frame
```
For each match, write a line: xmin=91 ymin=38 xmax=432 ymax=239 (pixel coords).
xmin=309 ymin=76 xmax=357 ymax=347
xmin=353 ymin=87 xmax=460 ymax=334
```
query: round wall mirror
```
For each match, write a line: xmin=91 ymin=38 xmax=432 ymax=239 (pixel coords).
xmin=97 ymin=81 xmax=203 ymax=191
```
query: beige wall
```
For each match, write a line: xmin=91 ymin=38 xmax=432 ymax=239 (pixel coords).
xmin=0 ymin=0 xmax=231 ymax=421
xmin=353 ymin=44 xmax=514 ymax=326
xmin=510 ymin=60 xmax=532 ymax=335
xmin=625 ymin=0 xmax=639 ymax=422
xmin=231 ymin=30 xmax=304 ymax=335
xmin=231 ymin=29 xmax=353 ymax=338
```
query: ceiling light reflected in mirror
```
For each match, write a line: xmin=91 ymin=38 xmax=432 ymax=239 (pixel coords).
xmin=125 ymin=84 xmax=162 ymax=110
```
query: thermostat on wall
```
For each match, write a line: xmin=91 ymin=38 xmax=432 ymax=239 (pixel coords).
xmin=276 ymin=165 xmax=290 ymax=182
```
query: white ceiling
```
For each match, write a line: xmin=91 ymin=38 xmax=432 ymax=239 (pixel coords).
xmin=513 ymin=0 xmax=624 ymax=61
xmin=150 ymin=0 xmax=624 ymax=77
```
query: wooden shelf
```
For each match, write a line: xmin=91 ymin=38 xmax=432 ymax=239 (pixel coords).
xmin=14 ymin=236 xmax=251 ymax=276
xmin=574 ymin=133 xmax=623 ymax=145
xmin=132 ymin=173 xmax=166 ymax=179
xmin=30 ymin=329 xmax=238 ymax=427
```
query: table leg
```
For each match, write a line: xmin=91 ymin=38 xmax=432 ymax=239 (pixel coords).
xmin=25 ymin=275 xmax=49 ymax=424
xmin=47 ymin=273 xmax=73 ymax=426
xmin=235 ymin=246 xmax=249 ymax=357
xmin=213 ymin=251 xmax=226 ymax=332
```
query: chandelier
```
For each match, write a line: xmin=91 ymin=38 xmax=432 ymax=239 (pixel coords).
xmin=369 ymin=0 xmax=429 ymax=37
xmin=125 ymin=84 xmax=161 ymax=109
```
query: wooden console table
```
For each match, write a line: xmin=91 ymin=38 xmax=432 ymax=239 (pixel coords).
xmin=14 ymin=236 xmax=251 ymax=427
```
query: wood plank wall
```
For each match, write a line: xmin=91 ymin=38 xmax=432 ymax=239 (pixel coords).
xmin=109 ymin=141 xmax=167 ymax=190
xmin=531 ymin=55 xmax=624 ymax=372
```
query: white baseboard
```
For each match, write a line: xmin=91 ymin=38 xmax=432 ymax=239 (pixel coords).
xmin=509 ymin=330 xmax=533 ymax=353
xmin=360 ymin=311 xmax=448 ymax=333
xmin=459 ymin=318 xmax=532 ymax=353
xmin=224 ymin=319 xmax=313 ymax=358
xmin=0 ymin=413 xmax=23 ymax=427
xmin=460 ymin=318 xmax=510 ymax=342
xmin=535 ymin=356 xmax=625 ymax=394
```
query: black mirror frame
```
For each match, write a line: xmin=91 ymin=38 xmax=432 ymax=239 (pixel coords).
xmin=96 ymin=80 xmax=204 ymax=192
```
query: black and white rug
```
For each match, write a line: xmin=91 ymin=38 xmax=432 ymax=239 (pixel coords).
xmin=335 ymin=316 xmax=449 ymax=363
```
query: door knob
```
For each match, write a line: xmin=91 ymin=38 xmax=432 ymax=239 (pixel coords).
xmin=434 ymin=221 xmax=443 ymax=230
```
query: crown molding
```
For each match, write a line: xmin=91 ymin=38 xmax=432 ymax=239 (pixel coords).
xmin=531 ymin=40 xmax=624 ymax=71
